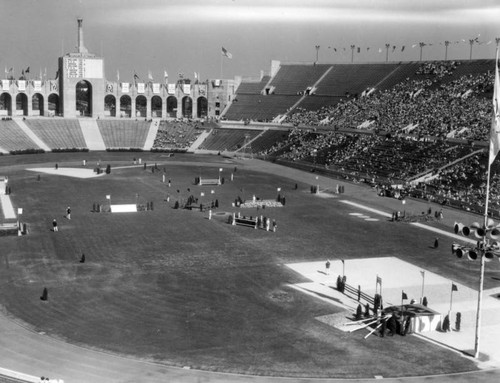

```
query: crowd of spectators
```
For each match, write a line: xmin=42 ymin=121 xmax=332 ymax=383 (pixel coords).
xmin=284 ymin=63 xmax=493 ymax=142
xmin=152 ymin=119 xmax=207 ymax=150
xmin=266 ymin=63 xmax=499 ymax=214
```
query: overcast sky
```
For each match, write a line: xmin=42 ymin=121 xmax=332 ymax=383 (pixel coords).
xmin=0 ymin=0 xmax=499 ymax=82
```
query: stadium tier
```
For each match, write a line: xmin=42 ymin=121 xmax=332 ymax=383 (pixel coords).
xmin=24 ymin=118 xmax=86 ymax=149
xmin=224 ymin=60 xmax=496 ymax=123
xmin=96 ymin=120 xmax=151 ymax=149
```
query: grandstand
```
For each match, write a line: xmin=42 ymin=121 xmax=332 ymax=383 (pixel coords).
xmin=24 ymin=119 xmax=86 ymax=149
xmin=0 ymin=119 xmax=39 ymax=152
xmin=224 ymin=59 xmax=496 ymax=122
xmin=97 ymin=120 xmax=151 ymax=149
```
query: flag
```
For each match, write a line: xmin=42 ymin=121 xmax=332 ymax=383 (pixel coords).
xmin=194 ymin=72 xmax=198 ymax=80
xmin=402 ymin=291 xmax=408 ymax=300
xmin=200 ymin=192 xmax=205 ymax=197
xmin=148 ymin=70 xmax=153 ymax=81
xmin=222 ymin=46 xmax=232 ymax=59
xmin=378 ymin=48 xmax=382 ymax=53
xmin=357 ymin=47 xmax=360 ymax=53
xmin=55 ymin=69 xmax=59 ymax=80
xmin=106 ymin=195 xmax=111 ymax=200
xmin=489 ymin=53 xmax=500 ymax=165
xmin=401 ymin=46 xmax=405 ymax=52
xmin=341 ymin=259 xmax=344 ymax=265
xmin=25 ymin=67 xmax=30 ymax=73
xmin=420 ymin=270 xmax=425 ymax=278
xmin=376 ymin=275 xmax=382 ymax=286
xmin=219 ymin=168 xmax=223 ymax=172
xmin=117 ymin=69 xmax=120 ymax=82
xmin=452 ymin=283 xmax=458 ymax=292
xmin=164 ymin=70 xmax=168 ymax=79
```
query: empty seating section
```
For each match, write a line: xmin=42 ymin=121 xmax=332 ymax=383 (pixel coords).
xmin=0 ymin=120 xmax=39 ymax=151
xmin=97 ymin=120 xmax=150 ymax=148
xmin=24 ymin=119 xmax=86 ymax=149
xmin=224 ymin=95 xmax=300 ymax=121
xmin=198 ymin=129 xmax=261 ymax=151
xmin=269 ymin=65 xmax=330 ymax=94
xmin=236 ymin=76 xmax=270 ymax=94
xmin=152 ymin=120 xmax=206 ymax=150
xmin=248 ymin=130 xmax=290 ymax=154
xmin=315 ymin=64 xmax=399 ymax=96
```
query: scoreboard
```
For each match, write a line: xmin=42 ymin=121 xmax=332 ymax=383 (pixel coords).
xmin=64 ymin=57 xmax=103 ymax=79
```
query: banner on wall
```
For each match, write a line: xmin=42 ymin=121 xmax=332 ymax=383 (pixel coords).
xmin=18 ymin=80 xmax=26 ymax=91
xmin=122 ymin=83 xmax=130 ymax=93
xmin=182 ymin=84 xmax=191 ymax=94
xmin=198 ymin=84 xmax=207 ymax=96
xmin=167 ymin=83 xmax=175 ymax=94
xmin=152 ymin=83 xmax=160 ymax=94
xmin=33 ymin=80 xmax=42 ymax=92
xmin=2 ymin=80 xmax=9 ymax=91
xmin=137 ymin=83 xmax=145 ymax=94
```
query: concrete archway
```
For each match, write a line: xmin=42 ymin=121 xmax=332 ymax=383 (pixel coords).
xmin=167 ymin=96 xmax=177 ymax=118
xmin=76 ymin=80 xmax=92 ymax=117
xmin=0 ymin=93 xmax=12 ymax=116
xmin=197 ymin=96 xmax=208 ymax=118
xmin=104 ymin=95 xmax=116 ymax=117
xmin=182 ymin=96 xmax=192 ymax=118
xmin=32 ymin=93 xmax=44 ymax=116
xmin=136 ymin=95 xmax=147 ymax=118
xmin=120 ymin=95 xmax=131 ymax=118
xmin=16 ymin=93 xmax=28 ymax=116
xmin=151 ymin=96 xmax=162 ymax=118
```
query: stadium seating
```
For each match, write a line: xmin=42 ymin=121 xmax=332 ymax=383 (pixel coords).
xmin=24 ymin=119 xmax=86 ymax=149
xmin=97 ymin=120 xmax=151 ymax=148
xmin=0 ymin=119 xmax=39 ymax=151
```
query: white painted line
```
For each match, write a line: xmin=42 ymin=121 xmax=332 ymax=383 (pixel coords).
xmin=365 ymin=218 xmax=379 ymax=222
xmin=340 ymin=200 xmax=477 ymax=245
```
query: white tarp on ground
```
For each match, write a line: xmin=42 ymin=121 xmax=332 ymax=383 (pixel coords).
xmin=110 ymin=204 xmax=137 ymax=213
xmin=26 ymin=168 xmax=105 ymax=179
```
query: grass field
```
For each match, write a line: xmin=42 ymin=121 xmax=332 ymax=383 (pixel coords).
xmin=0 ymin=152 xmax=495 ymax=378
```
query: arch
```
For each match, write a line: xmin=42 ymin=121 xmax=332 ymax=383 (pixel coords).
xmin=32 ymin=93 xmax=44 ymax=116
xmin=16 ymin=93 xmax=28 ymax=116
xmin=197 ymin=96 xmax=208 ymax=118
xmin=182 ymin=96 xmax=192 ymax=118
xmin=48 ymin=94 xmax=59 ymax=116
xmin=76 ymin=80 xmax=92 ymax=117
xmin=104 ymin=94 xmax=116 ymax=117
xmin=120 ymin=95 xmax=131 ymax=118
xmin=167 ymin=96 xmax=177 ymax=118
xmin=0 ymin=93 xmax=12 ymax=116
xmin=135 ymin=95 xmax=147 ymax=118
xmin=151 ymin=96 xmax=162 ymax=118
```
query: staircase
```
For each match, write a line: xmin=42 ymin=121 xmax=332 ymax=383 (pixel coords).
xmin=79 ymin=119 xmax=106 ymax=151
xmin=12 ymin=118 xmax=51 ymax=151
xmin=143 ymin=119 xmax=160 ymax=150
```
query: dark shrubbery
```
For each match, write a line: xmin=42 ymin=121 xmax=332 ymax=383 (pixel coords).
xmin=10 ymin=148 xmax=45 ymax=155
xmin=52 ymin=148 xmax=89 ymax=153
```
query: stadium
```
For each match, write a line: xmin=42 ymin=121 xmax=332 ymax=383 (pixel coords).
xmin=1 ymin=7 xmax=500 ymax=383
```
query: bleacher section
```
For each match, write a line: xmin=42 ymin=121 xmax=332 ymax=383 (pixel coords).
xmin=0 ymin=119 xmax=39 ymax=152
xmin=246 ymin=129 xmax=290 ymax=154
xmin=268 ymin=64 xmax=330 ymax=95
xmin=235 ymin=76 xmax=270 ymax=94
xmin=97 ymin=120 xmax=151 ymax=148
xmin=25 ymin=119 xmax=87 ymax=149
xmin=152 ymin=120 xmax=208 ymax=150
xmin=198 ymin=128 xmax=262 ymax=151
xmin=224 ymin=60 xmax=496 ymax=122
xmin=314 ymin=64 xmax=400 ymax=96
xmin=223 ymin=94 xmax=300 ymax=121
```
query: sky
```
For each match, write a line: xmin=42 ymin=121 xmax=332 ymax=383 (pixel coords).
xmin=0 ymin=0 xmax=499 ymax=82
